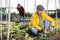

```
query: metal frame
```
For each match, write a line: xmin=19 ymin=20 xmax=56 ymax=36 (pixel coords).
xmin=0 ymin=0 xmax=2 ymax=40
xmin=58 ymin=1 xmax=60 ymax=26
xmin=44 ymin=0 xmax=49 ymax=37
xmin=0 ymin=0 xmax=58 ymax=40
xmin=34 ymin=0 xmax=36 ymax=12
xmin=7 ymin=0 xmax=10 ymax=40
xmin=55 ymin=0 xmax=58 ymax=34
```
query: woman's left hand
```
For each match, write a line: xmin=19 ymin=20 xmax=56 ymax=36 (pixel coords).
xmin=50 ymin=27 xmax=54 ymax=32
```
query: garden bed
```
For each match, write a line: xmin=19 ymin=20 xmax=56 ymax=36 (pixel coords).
xmin=0 ymin=21 xmax=60 ymax=40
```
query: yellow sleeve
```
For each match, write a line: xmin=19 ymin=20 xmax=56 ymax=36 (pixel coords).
xmin=30 ymin=15 xmax=42 ymax=31
xmin=44 ymin=13 xmax=55 ymax=27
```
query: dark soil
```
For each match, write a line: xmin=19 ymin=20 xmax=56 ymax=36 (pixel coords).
xmin=47 ymin=32 xmax=60 ymax=40
xmin=0 ymin=36 xmax=7 ymax=40
xmin=16 ymin=36 xmax=26 ymax=40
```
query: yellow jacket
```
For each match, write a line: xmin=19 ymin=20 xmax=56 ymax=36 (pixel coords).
xmin=29 ymin=12 xmax=55 ymax=31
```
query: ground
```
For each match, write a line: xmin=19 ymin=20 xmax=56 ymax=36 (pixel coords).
xmin=0 ymin=18 xmax=60 ymax=40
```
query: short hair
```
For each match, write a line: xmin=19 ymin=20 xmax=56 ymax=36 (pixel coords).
xmin=37 ymin=5 xmax=44 ymax=11
xmin=18 ymin=4 xmax=20 ymax=6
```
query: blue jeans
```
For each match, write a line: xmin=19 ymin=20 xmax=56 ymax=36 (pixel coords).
xmin=31 ymin=21 xmax=50 ymax=35
xmin=18 ymin=16 xmax=24 ymax=22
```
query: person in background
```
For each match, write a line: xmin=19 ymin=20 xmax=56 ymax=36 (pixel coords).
xmin=29 ymin=5 xmax=55 ymax=36
xmin=17 ymin=4 xmax=25 ymax=22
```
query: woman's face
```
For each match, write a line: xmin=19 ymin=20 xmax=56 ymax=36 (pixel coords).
xmin=37 ymin=10 xmax=43 ymax=16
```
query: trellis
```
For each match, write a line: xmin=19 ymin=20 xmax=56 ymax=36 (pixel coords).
xmin=0 ymin=0 xmax=58 ymax=40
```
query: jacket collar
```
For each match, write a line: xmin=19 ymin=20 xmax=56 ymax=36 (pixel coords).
xmin=35 ymin=12 xmax=43 ymax=18
xmin=35 ymin=12 xmax=39 ymax=18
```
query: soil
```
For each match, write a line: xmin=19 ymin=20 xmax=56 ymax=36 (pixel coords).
xmin=16 ymin=36 xmax=26 ymax=40
xmin=1 ymin=30 xmax=60 ymax=40
xmin=0 ymin=36 xmax=7 ymax=40
xmin=47 ymin=32 xmax=60 ymax=40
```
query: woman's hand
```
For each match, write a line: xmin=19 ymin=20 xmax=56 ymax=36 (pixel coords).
xmin=50 ymin=27 xmax=54 ymax=32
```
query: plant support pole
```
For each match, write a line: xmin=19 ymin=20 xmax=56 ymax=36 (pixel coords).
xmin=45 ymin=0 xmax=49 ymax=35
xmin=34 ymin=0 xmax=36 ymax=12
xmin=55 ymin=0 xmax=58 ymax=33
xmin=7 ymin=0 xmax=10 ymax=40
xmin=0 ymin=0 xmax=2 ymax=40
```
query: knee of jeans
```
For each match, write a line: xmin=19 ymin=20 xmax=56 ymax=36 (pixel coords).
xmin=21 ymin=16 xmax=24 ymax=20
xmin=21 ymin=18 xmax=24 ymax=22
xmin=18 ymin=16 xmax=24 ymax=22
xmin=44 ymin=20 xmax=50 ymax=28
xmin=31 ymin=28 xmax=38 ymax=34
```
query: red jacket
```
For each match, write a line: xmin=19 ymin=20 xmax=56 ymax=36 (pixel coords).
xmin=17 ymin=6 xmax=25 ymax=17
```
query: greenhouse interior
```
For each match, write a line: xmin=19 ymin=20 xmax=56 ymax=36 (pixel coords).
xmin=0 ymin=0 xmax=60 ymax=40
